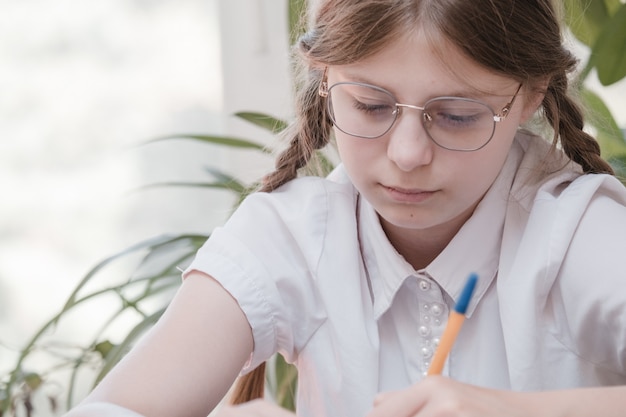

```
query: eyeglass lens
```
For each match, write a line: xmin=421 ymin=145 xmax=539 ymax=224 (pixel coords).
xmin=327 ymin=83 xmax=497 ymax=151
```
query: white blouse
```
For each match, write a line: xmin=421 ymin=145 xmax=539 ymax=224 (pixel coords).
xmin=184 ymin=131 xmax=626 ymax=417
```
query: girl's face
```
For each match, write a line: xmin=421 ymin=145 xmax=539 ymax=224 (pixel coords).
xmin=328 ymin=30 xmax=538 ymax=251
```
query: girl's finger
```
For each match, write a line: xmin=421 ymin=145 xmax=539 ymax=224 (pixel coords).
xmin=367 ymin=387 xmax=426 ymax=417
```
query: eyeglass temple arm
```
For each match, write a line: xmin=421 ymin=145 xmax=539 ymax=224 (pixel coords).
xmin=318 ymin=67 xmax=329 ymax=97
xmin=494 ymin=83 xmax=523 ymax=122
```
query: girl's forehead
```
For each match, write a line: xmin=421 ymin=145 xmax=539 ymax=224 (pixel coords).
xmin=328 ymin=31 xmax=517 ymax=98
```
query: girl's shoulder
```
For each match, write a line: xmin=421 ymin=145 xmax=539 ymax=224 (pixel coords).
xmin=517 ymin=130 xmax=626 ymax=245
xmin=544 ymin=174 xmax=626 ymax=372
xmin=500 ymin=135 xmax=626 ymax=376
xmin=224 ymin=166 xmax=359 ymax=256
xmin=511 ymin=131 xmax=626 ymax=210
xmin=237 ymin=165 xmax=357 ymax=222
xmin=503 ymin=131 xmax=626 ymax=292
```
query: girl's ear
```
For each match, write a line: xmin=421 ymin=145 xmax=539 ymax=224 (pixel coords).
xmin=520 ymin=79 xmax=549 ymax=123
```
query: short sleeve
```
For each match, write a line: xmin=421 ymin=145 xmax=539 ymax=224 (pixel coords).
xmin=553 ymin=176 xmax=626 ymax=374
xmin=183 ymin=177 xmax=334 ymax=372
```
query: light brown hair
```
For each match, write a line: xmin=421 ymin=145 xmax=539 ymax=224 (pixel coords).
xmin=231 ymin=0 xmax=614 ymax=407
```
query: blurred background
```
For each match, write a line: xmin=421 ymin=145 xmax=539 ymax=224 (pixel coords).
xmin=0 ymin=0 xmax=624 ymax=415
xmin=0 ymin=0 xmax=292 ymax=413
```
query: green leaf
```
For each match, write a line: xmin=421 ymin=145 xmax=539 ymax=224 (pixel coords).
xmin=59 ymin=235 xmax=183 ymax=312
xmin=148 ymin=134 xmax=268 ymax=151
xmin=605 ymin=0 xmax=623 ymax=15
xmin=94 ymin=341 xmax=115 ymax=359
xmin=288 ymin=0 xmax=307 ymax=46
xmin=273 ymin=354 xmax=297 ymax=411
xmin=589 ymin=3 xmax=626 ymax=85
xmin=203 ymin=166 xmax=249 ymax=193
xmin=581 ymin=87 xmax=626 ymax=157
xmin=23 ymin=373 xmax=43 ymax=391
xmin=131 ymin=165 xmax=252 ymax=196
xmin=131 ymin=235 xmax=205 ymax=282
xmin=235 ymin=112 xmax=289 ymax=134
xmin=564 ymin=0 xmax=614 ymax=46
xmin=93 ymin=309 xmax=165 ymax=385
xmin=306 ymin=149 xmax=337 ymax=177
xmin=135 ymin=171 xmax=254 ymax=201
xmin=64 ymin=275 xmax=182 ymax=407
xmin=136 ymin=181 xmax=245 ymax=194
xmin=607 ymin=154 xmax=626 ymax=181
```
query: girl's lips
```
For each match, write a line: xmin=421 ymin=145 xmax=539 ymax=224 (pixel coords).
xmin=383 ymin=185 xmax=437 ymax=203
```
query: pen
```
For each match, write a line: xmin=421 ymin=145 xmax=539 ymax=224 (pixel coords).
xmin=427 ymin=272 xmax=478 ymax=376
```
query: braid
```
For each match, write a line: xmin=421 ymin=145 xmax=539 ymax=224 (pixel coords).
xmin=228 ymin=64 xmax=332 ymax=409
xmin=229 ymin=362 xmax=266 ymax=405
xmin=542 ymin=73 xmax=614 ymax=175
xmin=260 ymin=67 xmax=332 ymax=192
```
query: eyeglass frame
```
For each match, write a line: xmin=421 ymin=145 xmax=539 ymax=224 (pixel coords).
xmin=318 ymin=68 xmax=523 ymax=152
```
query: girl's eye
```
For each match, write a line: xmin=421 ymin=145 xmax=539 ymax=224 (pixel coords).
xmin=352 ymin=99 xmax=394 ymax=115
xmin=426 ymin=100 xmax=490 ymax=129
xmin=434 ymin=111 xmax=480 ymax=127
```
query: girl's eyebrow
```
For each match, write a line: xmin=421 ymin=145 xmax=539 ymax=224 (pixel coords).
xmin=335 ymin=70 xmax=378 ymax=86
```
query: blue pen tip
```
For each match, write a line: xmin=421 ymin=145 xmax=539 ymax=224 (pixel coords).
xmin=454 ymin=273 xmax=478 ymax=314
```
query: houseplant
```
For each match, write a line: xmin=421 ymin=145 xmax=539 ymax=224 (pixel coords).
xmin=1 ymin=0 xmax=624 ymax=415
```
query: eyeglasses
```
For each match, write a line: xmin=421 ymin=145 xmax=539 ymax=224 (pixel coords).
xmin=318 ymin=77 xmax=522 ymax=152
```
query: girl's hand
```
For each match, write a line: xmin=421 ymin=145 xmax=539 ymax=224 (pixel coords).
xmin=215 ymin=399 xmax=296 ymax=417
xmin=367 ymin=376 xmax=529 ymax=417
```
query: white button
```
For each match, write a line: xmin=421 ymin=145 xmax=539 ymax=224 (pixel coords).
xmin=421 ymin=346 xmax=433 ymax=358
xmin=431 ymin=303 xmax=443 ymax=316
xmin=418 ymin=279 xmax=431 ymax=291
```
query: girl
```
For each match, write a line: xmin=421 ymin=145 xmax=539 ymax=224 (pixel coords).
xmin=64 ymin=0 xmax=626 ymax=416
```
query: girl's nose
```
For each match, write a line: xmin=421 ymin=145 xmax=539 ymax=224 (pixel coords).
xmin=386 ymin=112 xmax=434 ymax=171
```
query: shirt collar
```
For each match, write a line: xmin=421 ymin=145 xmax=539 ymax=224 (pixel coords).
xmin=359 ymin=140 xmax=524 ymax=320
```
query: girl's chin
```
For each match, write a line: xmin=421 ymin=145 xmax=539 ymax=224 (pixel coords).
xmin=376 ymin=207 xmax=441 ymax=231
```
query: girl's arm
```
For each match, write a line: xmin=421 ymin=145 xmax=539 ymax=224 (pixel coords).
xmin=64 ymin=271 xmax=254 ymax=417
xmin=63 ymin=402 xmax=147 ymax=417
xmin=367 ymin=376 xmax=626 ymax=417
